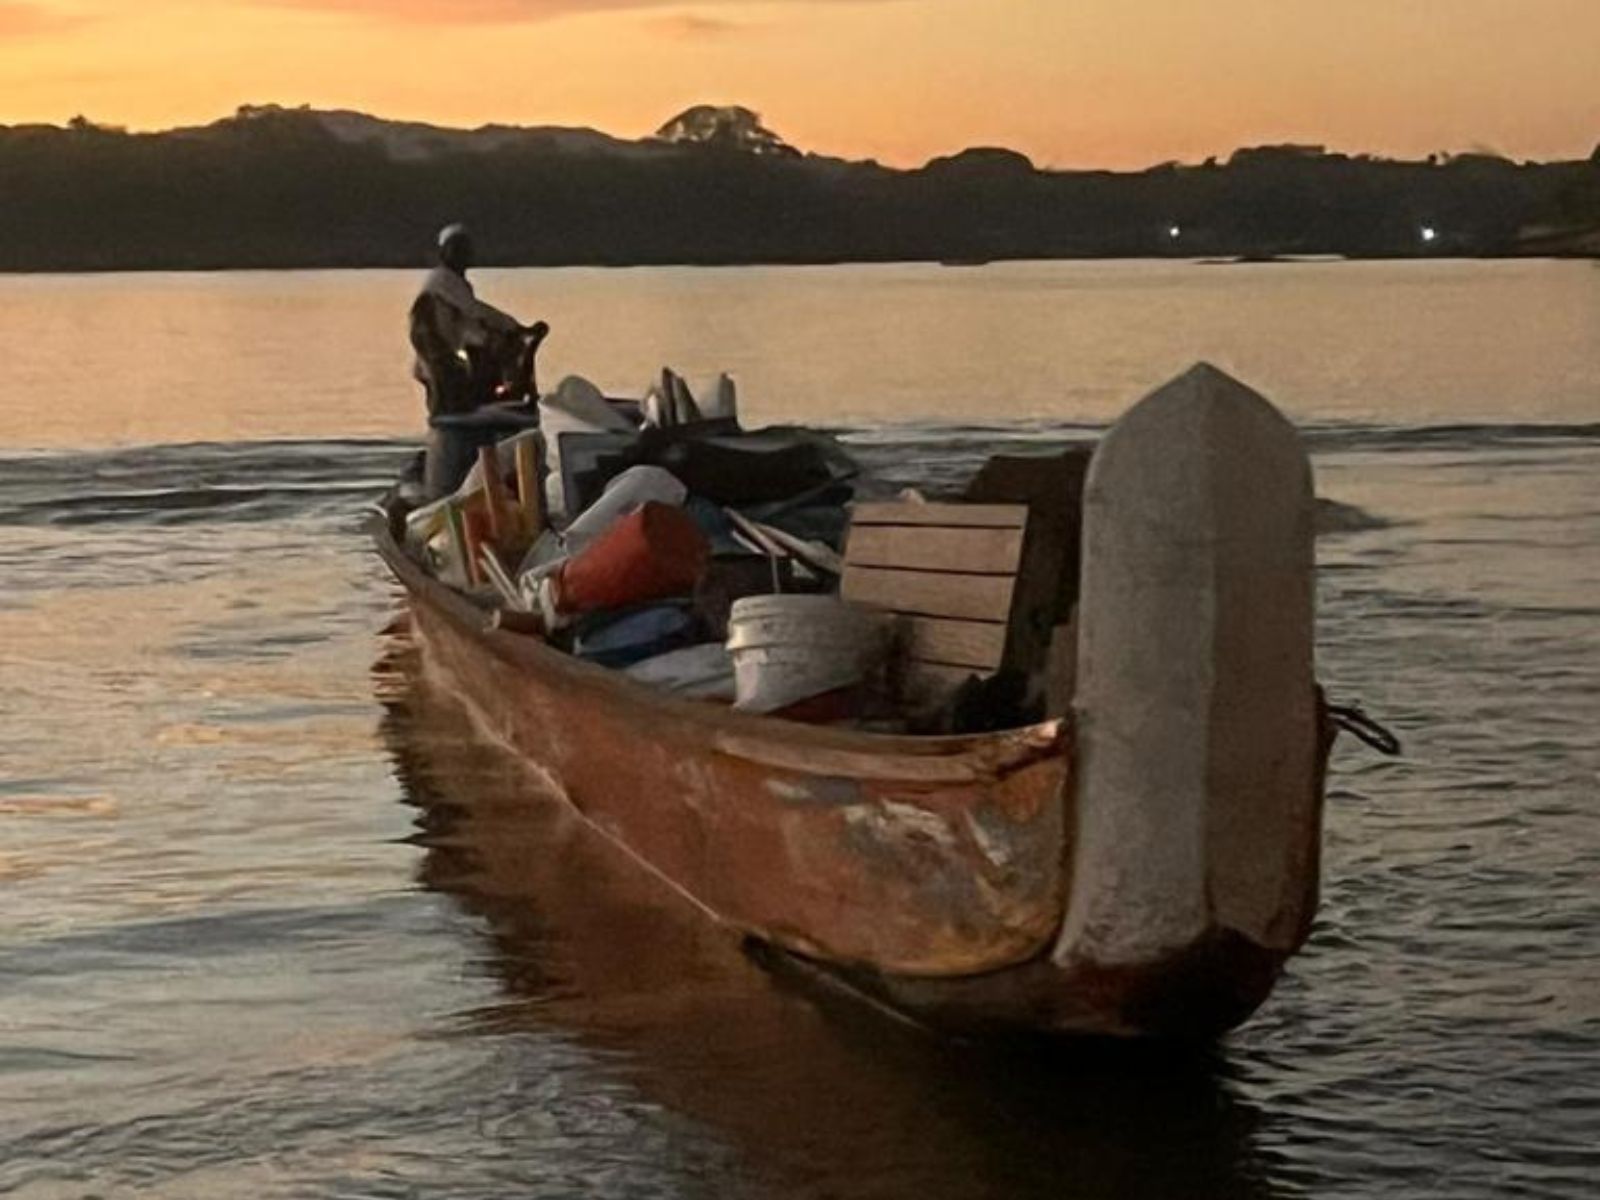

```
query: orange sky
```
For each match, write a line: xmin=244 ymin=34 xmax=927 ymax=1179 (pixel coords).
xmin=1 ymin=0 xmax=1596 ymax=168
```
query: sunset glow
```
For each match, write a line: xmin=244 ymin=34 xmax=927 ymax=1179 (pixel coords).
xmin=1 ymin=0 xmax=1597 ymax=168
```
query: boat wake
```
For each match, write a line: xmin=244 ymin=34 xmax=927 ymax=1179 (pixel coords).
xmin=4 ymin=418 xmax=1588 ymax=533
xmin=0 ymin=440 xmax=413 ymax=528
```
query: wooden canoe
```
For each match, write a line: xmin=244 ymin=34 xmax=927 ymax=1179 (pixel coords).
xmin=370 ymin=364 xmax=1337 ymax=1038
xmin=375 ymin=522 xmax=1071 ymax=975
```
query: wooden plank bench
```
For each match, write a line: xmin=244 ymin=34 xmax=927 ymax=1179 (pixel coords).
xmin=842 ymin=500 xmax=1062 ymax=707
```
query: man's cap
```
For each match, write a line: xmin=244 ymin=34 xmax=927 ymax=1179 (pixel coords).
xmin=437 ymin=223 xmax=470 ymax=248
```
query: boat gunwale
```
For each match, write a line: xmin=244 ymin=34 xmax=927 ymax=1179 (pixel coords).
xmin=371 ymin=518 xmax=1068 ymax=775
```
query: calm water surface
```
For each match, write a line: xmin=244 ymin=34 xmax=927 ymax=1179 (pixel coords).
xmin=1 ymin=261 xmax=1597 ymax=1198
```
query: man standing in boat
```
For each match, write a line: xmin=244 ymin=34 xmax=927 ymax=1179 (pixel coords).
xmin=410 ymin=224 xmax=542 ymax=417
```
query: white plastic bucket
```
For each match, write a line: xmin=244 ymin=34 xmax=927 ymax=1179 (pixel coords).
xmin=726 ymin=595 xmax=884 ymax=713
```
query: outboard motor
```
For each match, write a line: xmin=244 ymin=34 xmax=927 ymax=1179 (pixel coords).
xmin=425 ymin=322 xmax=550 ymax=499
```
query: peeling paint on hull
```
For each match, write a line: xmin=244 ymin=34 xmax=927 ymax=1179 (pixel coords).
xmin=381 ymin=524 xmax=1068 ymax=978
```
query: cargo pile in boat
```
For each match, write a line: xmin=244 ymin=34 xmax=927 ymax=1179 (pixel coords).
xmin=386 ymin=369 xmax=1087 ymax=732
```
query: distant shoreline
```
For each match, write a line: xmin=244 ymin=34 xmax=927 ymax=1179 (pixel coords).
xmin=4 ymin=106 xmax=1596 ymax=272
xmin=1 ymin=251 xmax=1593 ymax=277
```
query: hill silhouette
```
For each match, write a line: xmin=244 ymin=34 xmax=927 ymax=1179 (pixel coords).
xmin=0 ymin=105 xmax=1595 ymax=271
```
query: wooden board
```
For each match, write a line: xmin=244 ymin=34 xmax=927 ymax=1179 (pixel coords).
xmin=842 ymin=567 xmax=1015 ymax=623
xmin=845 ymin=524 xmax=1025 ymax=576
xmin=1000 ymin=517 xmax=1068 ymax=677
xmin=851 ymin=502 xmax=1027 ymax=529
xmin=963 ymin=449 xmax=1093 ymax=625
xmin=904 ymin=616 xmax=1006 ymax=671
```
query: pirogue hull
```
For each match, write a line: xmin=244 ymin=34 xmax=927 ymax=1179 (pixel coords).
xmin=374 ymin=524 xmax=1329 ymax=1040
xmin=372 ymin=363 xmax=1337 ymax=1039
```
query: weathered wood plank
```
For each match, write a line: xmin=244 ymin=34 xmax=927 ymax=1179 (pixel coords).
xmin=904 ymin=616 xmax=1006 ymax=671
xmin=513 ymin=436 xmax=544 ymax=531
xmin=846 ymin=525 xmax=1025 ymax=576
xmin=963 ymin=447 xmax=1093 ymax=622
xmin=843 ymin=566 xmax=1015 ymax=622
xmin=851 ymin=501 xmax=1027 ymax=529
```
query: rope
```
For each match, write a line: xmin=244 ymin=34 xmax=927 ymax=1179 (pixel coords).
xmin=1328 ymin=702 xmax=1403 ymax=756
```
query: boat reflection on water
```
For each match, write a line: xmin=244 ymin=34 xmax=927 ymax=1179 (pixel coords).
xmin=373 ymin=621 xmax=1290 ymax=1200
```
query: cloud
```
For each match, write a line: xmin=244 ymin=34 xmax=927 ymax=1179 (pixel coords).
xmin=0 ymin=1 xmax=88 ymax=36
xmin=259 ymin=0 xmax=890 ymax=25
xmin=647 ymin=12 xmax=745 ymax=38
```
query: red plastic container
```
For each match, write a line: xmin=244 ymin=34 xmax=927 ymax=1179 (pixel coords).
xmin=554 ymin=502 xmax=710 ymax=615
